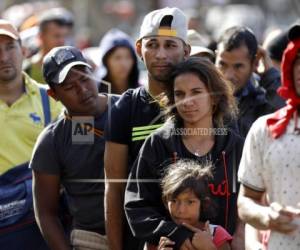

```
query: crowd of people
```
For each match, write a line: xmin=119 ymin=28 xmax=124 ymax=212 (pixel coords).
xmin=0 ymin=4 xmax=299 ymax=250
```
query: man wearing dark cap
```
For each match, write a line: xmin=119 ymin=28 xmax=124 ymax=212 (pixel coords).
xmin=263 ymin=29 xmax=289 ymax=72
xmin=238 ymin=24 xmax=300 ymax=250
xmin=104 ymin=7 xmax=190 ymax=250
xmin=24 ymin=8 xmax=74 ymax=83
xmin=30 ymin=46 xmax=117 ymax=250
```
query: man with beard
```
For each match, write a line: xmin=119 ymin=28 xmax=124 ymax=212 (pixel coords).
xmin=104 ymin=7 xmax=190 ymax=250
xmin=0 ymin=19 xmax=61 ymax=249
xmin=0 ymin=19 xmax=61 ymax=173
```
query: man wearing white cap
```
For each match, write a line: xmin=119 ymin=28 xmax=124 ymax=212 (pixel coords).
xmin=104 ymin=7 xmax=190 ymax=250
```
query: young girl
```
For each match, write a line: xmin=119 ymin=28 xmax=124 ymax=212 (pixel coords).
xmin=153 ymin=160 xmax=232 ymax=250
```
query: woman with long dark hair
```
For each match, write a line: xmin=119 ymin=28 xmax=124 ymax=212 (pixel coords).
xmin=125 ymin=57 xmax=244 ymax=249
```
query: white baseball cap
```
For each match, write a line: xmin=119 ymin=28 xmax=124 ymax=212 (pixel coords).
xmin=138 ymin=7 xmax=188 ymax=43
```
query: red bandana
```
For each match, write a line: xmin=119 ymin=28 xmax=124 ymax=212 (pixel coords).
xmin=266 ymin=39 xmax=300 ymax=138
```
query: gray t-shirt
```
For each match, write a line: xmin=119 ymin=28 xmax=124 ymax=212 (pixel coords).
xmin=30 ymin=96 xmax=117 ymax=232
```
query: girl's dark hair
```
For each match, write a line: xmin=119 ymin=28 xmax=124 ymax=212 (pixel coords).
xmin=165 ymin=57 xmax=237 ymax=127
xmin=102 ymin=45 xmax=139 ymax=90
xmin=161 ymin=159 xmax=217 ymax=222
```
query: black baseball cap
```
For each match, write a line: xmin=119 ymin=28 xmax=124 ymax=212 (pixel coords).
xmin=288 ymin=24 xmax=300 ymax=41
xmin=43 ymin=46 xmax=91 ymax=85
xmin=266 ymin=31 xmax=288 ymax=61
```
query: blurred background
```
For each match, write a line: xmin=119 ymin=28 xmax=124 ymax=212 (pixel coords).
xmin=1 ymin=0 xmax=299 ymax=47
xmin=1 ymin=0 xmax=299 ymax=86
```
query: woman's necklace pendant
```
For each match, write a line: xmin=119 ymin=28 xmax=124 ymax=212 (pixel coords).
xmin=194 ymin=151 xmax=201 ymax=157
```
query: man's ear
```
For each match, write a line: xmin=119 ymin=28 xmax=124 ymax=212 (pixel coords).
xmin=47 ymin=88 xmax=58 ymax=101
xmin=253 ymin=54 xmax=260 ymax=71
xmin=136 ymin=40 xmax=142 ymax=59
xmin=184 ymin=44 xmax=191 ymax=59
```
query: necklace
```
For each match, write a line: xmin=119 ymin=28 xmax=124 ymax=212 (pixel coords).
xmin=183 ymin=137 xmax=214 ymax=163
xmin=194 ymin=150 xmax=212 ymax=163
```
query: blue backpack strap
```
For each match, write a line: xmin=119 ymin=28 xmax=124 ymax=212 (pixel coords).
xmin=0 ymin=163 xmax=33 ymax=228
xmin=39 ymin=87 xmax=51 ymax=127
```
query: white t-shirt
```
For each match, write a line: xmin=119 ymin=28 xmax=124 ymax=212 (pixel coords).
xmin=238 ymin=114 xmax=300 ymax=250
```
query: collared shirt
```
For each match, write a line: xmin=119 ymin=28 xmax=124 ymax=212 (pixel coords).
xmin=0 ymin=72 xmax=62 ymax=173
xmin=238 ymin=114 xmax=300 ymax=250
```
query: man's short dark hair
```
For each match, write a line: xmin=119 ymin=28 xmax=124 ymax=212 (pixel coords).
xmin=218 ymin=26 xmax=258 ymax=61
